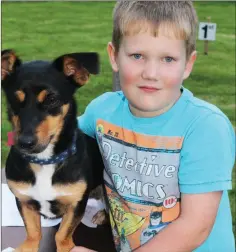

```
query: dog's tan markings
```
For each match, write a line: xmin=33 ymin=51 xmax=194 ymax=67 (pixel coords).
xmin=12 ymin=115 xmax=20 ymax=131
xmin=11 ymin=115 xmax=20 ymax=141
xmin=36 ymin=115 xmax=61 ymax=144
xmin=55 ymin=205 xmax=83 ymax=252
xmin=29 ymin=163 xmax=41 ymax=173
xmin=15 ymin=202 xmax=42 ymax=252
xmin=74 ymin=67 xmax=90 ymax=86
xmin=7 ymin=180 xmax=31 ymax=201
xmin=15 ymin=90 xmax=25 ymax=102
xmin=55 ymin=180 xmax=87 ymax=205
xmin=62 ymin=103 xmax=70 ymax=117
xmin=1 ymin=50 xmax=17 ymax=80
xmin=55 ymin=180 xmax=87 ymax=251
xmin=55 ymin=207 xmax=77 ymax=252
xmin=53 ymin=104 xmax=70 ymax=142
xmin=8 ymin=53 xmax=16 ymax=71
xmin=36 ymin=104 xmax=70 ymax=145
xmin=63 ymin=57 xmax=90 ymax=86
xmin=37 ymin=90 xmax=48 ymax=103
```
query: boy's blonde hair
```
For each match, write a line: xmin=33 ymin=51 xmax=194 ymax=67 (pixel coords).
xmin=112 ymin=1 xmax=198 ymax=58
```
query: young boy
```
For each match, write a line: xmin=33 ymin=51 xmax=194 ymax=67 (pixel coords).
xmin=72 ymin=1 xmax=235 ymax=251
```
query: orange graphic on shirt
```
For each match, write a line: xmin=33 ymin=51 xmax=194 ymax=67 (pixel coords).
xmin=97 ymin=119 xmax=183 ymax=150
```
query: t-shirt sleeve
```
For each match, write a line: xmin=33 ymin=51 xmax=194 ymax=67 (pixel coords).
xmin=179 ymin=113 xmax=235 ymax=194
xmin=77 ymin=92 xmax=114 ymax=138
xmin=77 ymin=102 xmax=96 ymax=138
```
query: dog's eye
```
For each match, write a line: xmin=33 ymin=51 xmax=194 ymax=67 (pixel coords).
xmin=47 ymin=94 xmax=56 ymax=103
xmin=43 ymin=94 xmax=60 ymax=107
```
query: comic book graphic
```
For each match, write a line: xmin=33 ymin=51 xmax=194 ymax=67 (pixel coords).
xmin=96 ymin=120 xmax=183 ymax=252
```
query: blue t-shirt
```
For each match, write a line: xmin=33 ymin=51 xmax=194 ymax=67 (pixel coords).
xmin=78 ymin=87 xmax=235 ymax=252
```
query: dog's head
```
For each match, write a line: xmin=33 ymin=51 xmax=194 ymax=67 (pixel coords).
xmin=1 ymin=49 xmax=99 ymax=154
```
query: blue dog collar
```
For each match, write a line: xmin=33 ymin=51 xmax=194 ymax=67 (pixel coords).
xmin=22 ymin=133 xmax=77 ymax=165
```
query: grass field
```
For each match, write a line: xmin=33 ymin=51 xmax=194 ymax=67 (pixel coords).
xmin=1 ymin=1 xmax=235 ymax=234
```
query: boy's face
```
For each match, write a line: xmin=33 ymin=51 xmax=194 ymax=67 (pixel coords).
xmin=108 ymin=29 xmax=196 ymax=117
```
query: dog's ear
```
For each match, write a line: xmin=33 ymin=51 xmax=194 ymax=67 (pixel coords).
xmin=52 ymin=53 xmax=99 ymax=87
xmin=1 ymin=49 xmax=22 ymax=81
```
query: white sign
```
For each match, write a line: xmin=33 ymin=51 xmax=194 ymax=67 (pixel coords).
xmin=198 ymin=22 xmax=217 ymax=41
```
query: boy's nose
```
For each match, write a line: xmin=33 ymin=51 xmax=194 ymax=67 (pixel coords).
xmin=142 ymin=60 xmax=159 ymax=80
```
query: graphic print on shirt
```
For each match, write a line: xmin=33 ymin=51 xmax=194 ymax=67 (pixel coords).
xmin=96 ymin=119 xmax=183 ymax=251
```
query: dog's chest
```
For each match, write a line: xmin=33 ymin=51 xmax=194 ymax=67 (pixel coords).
xmin=19 ymin=164 xmax=69 ymax=218
xmin=27 ymin=164 xmax=57 ymax=201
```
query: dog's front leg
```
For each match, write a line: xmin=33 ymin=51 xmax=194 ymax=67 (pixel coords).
xmin=15 ymin=199 xmax=42 ymax=252
xmin=55 ymin=199 xmax=87 ymax=252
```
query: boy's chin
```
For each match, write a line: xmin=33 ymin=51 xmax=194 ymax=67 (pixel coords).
xmin=129 ymin=102 xmax=170 ymax=118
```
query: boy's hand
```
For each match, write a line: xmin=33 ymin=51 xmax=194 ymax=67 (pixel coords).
xmin=70 ymin=246 xmax=97 ymax=252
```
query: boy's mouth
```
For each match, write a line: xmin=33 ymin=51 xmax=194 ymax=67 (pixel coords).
xmin=139 ymin=86 xmax=160 ymax=93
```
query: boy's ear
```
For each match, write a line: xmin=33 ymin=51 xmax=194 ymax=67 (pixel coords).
xmin=52 ymin=52 xmax=99 ymax=87
xmin=183 ymin=51 xmax=197 ymax=80
xmin=1 ymin=49 xmax=22 ymax=81
xmin=107 ymin=42 xmax=119 ymax=72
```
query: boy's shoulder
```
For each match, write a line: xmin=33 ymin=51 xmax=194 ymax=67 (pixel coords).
xmin=78 ymin=91 xmax=125 ymax=137
xmin=91 ymin=91 xmax=124 ymax=106
xmin=183 ymin=88 xmax=230 ymax=123
xmin=182 ymin=88 xmax=234 ymax=141
xmin=88 ymin=90 xmax=125 ymax=111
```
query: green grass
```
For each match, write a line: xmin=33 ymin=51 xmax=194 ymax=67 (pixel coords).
xmin=2 ymin=1 xmax=235 ymax=234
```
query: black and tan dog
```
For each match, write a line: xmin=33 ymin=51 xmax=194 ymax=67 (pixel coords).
xmin=1 ymin=50 xmax=107 ymax=252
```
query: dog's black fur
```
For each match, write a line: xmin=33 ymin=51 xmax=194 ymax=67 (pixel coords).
xmin=1 ymin=49 xmax=106 ymax=252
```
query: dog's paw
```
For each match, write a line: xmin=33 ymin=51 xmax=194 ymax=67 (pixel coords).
xmin=15 ymin=241 xmax=39 ymax=252
xmin=56 ymin=239 xmax=75 ymax=252
xmin=92 ymin=209 xmax=108 ymax=225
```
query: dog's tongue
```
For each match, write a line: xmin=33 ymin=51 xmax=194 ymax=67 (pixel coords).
xmin=7 ymin=131 xmax=15 ymax=146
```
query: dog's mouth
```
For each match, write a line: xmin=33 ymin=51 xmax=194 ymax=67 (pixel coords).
xmin=15 ymin=134 xmax=54 ymax=155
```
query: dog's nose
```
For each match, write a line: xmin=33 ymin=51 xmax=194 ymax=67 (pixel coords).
xmin=18 ymin=134 xmax=36 ymax=150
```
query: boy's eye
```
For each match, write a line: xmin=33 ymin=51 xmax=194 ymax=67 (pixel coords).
xmin=163 ymin=57 xmax=175 ymax=63
xmin=131 ymin=54 xmax=143 ymax=60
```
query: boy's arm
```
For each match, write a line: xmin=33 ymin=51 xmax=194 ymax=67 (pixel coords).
xmin=135 ymin=191 xmax=222 ymax=252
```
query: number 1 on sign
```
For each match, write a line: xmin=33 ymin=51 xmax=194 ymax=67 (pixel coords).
xmin=202 ymin=25 xmax=208 ymax=39
xmin=198 ymin=22 xmax=216 ymax=41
